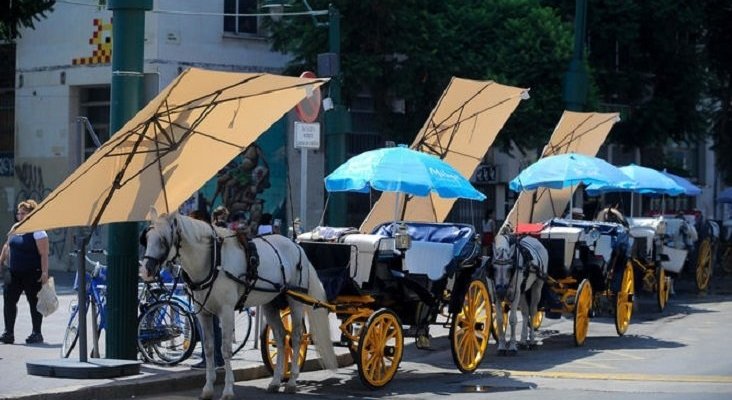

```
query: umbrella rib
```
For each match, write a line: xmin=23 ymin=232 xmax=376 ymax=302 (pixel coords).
xmin=543 ymin=114 xmax=618 ymax=157
xmin=156 ymin=73 xmax=266 ymax=116
xmin=153 ymin=129 xmax=171 ymax=215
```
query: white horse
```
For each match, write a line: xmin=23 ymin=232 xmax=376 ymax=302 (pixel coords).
xmin=139 ymin=209 xmax=337 ymax=399
xmin=491 ymin=232 xmax=548 ymax=355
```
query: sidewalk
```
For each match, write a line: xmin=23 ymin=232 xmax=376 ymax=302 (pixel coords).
xmin=0 ymin=271 xmax=353 ymax=400
xmin=1 ymin=269 xmax=731 ymax=400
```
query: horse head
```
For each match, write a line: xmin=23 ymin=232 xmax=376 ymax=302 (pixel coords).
xmin=492 ymin=234 xmax=517 ymax=300
xmin=139 ymin=207 xmax=179 ymax=281
xmin=595 ymin=207 xmax=628 ymax=227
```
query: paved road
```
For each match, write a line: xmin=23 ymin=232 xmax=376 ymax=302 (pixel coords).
xmin=1 ymin=271 xmax=731 ymax=400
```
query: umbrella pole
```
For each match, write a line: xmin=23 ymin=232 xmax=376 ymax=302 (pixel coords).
xmin=76 ymin=235 xmax=90 ymax=363
xmin=393 ymin=193 xmax=400 ymax=232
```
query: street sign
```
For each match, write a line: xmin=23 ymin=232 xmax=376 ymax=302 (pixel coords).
xmin=295 ymin=71 xmax=322 ymax=123
xmin=294 ymin=122 xmax=320 ymax=149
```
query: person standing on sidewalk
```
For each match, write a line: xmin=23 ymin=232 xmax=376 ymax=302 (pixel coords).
xmin=0 ymin=200 xmax=50 ymax=344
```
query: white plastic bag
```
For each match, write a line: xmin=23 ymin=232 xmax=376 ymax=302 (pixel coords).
xmin=37 ymin=276 xmax=59 ymax=317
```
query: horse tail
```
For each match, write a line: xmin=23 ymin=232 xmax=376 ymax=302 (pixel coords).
xmin=304 ymin=261 xmax=339 ymax=371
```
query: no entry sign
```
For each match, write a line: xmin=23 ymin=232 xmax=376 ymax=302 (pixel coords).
xmin=295 ymin=71 xmax=322 ymax=123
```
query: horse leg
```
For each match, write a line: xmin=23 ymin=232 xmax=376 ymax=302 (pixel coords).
xmin=197 ymin=313 xmax=216 ymax=400
xmin=496 ymin=299 xmax=508 ymax=356
xmin=508 ymin=297 xmax=519 ymax=355
xmin=518 ymin=293 xmax=530 ymax=349
xmin=284 ymin=300 xmax=304 ymax=394
xmin=261 ymin=304 xmax=285 ymax=392
xmin=528 ymin=282 xmax=543 ymax=349
xmin=218 ymin=308 xmax=235 ymax=400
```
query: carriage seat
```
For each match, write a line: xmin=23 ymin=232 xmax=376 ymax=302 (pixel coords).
xmin=371 ymin=221 xmax=477 ymax=261
xmin=340 ymin=234 xmax=396 ymax=287
xmin=539 ymin=226 xmax=582 ymax=278
xmin=547 ymin=218 xmax=629 ymax=264
xmin=298 ymin=241 xmax=356 ymax=301
xmin=298 ymin=226 xmax=360 ymax=242
xmin=403 ymin=241 xmax=455 ymax=280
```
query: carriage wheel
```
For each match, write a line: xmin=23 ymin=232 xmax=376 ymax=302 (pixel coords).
xmin=615 ymin=261 xmax=635 ymax=336
xmin=356 ymin=308 xmax=403 ymax=389
xmin=573 ymin=279 xmax=592 ymax=347
xmin=490 ymin=299 xmax=509 ymax=342
xmin=450 ymin=279 xmax=491 ymax=373
xmin=259 ymin=307 xmax=310 ymax=379
xmin=656 ymin=268 xmax=670 ymax=312
xmin=695 ymin=238 xmax=713 ymax=292
xmin=531 ymin=310 xmax=544 ymax=330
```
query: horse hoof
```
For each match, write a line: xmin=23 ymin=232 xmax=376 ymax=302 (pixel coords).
xmin=518 ymin=343 xmax=528 ymax=350
xmin=266 ymin=384 xmax=279 ymax=393
xmin=199 ymin=391 xmax=213 ymax=400
xmin=498 ymin=349 xmax=507 ymax=357
xmin=284 ymin=384 xmax=297 ymax=394
xmin=508 ymin=349 xmax=518 ymax=356
xmin=220 ymin=394 xmax=235 ymax=400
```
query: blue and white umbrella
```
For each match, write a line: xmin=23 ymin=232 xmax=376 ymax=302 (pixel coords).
xmin=586 ymin=164 xmax=685 ymax=196
xmin=509 ymin=153 xmax=631 ymax=192
xmin=661 ymin=170 xmax=702 ymax=196
xmin=509 ymin=153 xmax=631 ymax=221
xmin=325 ymin=145 xmax=485 ymax=200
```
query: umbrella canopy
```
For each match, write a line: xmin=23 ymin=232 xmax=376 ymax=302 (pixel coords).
xmin=718 ymin=187 xmax=732 ymax=204
xmin=359 ymin=77 xmax=527 ymax=233
xmin=503 ymin=111 xmax=620 ymax=228
xmin=13 ymin=68 xmax=327 ymax=233
xmin=661 ymin=170 xmax=702 ymax=196
xmin=586 ymin=164 xmax=685 ymax=196
xmin=509 ymin=153 xmax=631 ymax=192
xmin=325 ymin=146 xmax=486 ymax=200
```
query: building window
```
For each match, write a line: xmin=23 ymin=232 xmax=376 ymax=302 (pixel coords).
xmin=0 ymin=44 xmax=15 ymax=155
xmin=79 ymin=86 xmax=110 ymax=159
xmin=224 ymin=0 xmax=260 ymax=35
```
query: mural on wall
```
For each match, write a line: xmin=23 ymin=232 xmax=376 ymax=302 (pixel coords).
xmin=72 ymin=18 xmax=112 ymax=65
xmin=13 ymin=162 xmax=66 ymax=257
xmin=180 ymin=122 xmax=288 ymax=234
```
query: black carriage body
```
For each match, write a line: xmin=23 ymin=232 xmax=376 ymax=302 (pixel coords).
xmin=544 ymin=218 xmax=630 ymax=293
xmin=299 ymin=222 xmax=483 ymax=328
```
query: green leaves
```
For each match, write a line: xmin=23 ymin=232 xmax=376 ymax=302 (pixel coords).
xmin=0 ymin=0 xmax=56 ymax=41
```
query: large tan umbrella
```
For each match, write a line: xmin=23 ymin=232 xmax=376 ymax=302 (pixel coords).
xmin=503 ymin=111 xmax=620 ymax=229
xmin=14 ymin=68 xmax=327 ymax=233
xmin=359 ymin=77 xmax=528 ymax=233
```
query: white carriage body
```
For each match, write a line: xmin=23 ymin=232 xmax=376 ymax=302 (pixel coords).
xmin=539 ymin=226 xmax=583 ymax=273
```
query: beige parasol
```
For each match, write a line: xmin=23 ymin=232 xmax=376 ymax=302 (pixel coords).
xmin=359 ymin=77 xmax=528 ymax=233
xmin=13 ymin=68 xmax=327 ymax=233
xmin=502 ymin=111 xmax=620 ymax=229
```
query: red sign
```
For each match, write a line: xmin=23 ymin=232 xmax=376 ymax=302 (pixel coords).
xmin=295 ymin=71 xmax=322 ymax=123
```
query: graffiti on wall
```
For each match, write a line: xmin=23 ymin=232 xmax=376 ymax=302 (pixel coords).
xmin=72 ymin=18 xmax=112 ymax=65
xmin=14 ymin=162 xmax=66 ymax=257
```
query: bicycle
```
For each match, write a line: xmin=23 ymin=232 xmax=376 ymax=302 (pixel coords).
xmin=61 ymin=249 xmax=107 ymax=358
xmin=61 ymin=252 xmax=199 ymax=365
xmin=136 ymin=262 xmax=254 ymax=363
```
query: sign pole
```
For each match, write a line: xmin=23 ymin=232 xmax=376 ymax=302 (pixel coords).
xmin=300 ymin=148 xmax=308 ymax=230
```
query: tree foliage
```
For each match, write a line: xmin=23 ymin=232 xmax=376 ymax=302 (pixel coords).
xmin=267 ymin=0 xmax=573 ymax=149
xmin=0 ymin=0 xmax=56 ymax=41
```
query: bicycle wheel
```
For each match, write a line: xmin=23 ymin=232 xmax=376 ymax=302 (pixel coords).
xmin=137 ymin=300 xmax=196 ymax=366
xmin=61 ymin=303 xmax=80 ymax=358
xmin=232 ymin=308 xmax=253 ymax=356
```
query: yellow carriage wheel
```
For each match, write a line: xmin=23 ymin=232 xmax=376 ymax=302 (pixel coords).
xmin=573 ymin=279 xmax=592 ymax=347
xmin=531 ymin=310 xmax=544 ymax=330
xmin=259 ymin=307 xmax=310 ymax=379
xmin=356 ymin=308 xmax=403 ymax=390
xmin=615 ymin=261 xmax=635 ymax=336
xmin=450 ymin=279 xmax=491 ymax=373
xmin=490 ymin=299 xmax=509 ymax=342
xmin=657 ymin=268 xmax=670 ymax=312
xmin=695 ymin=238 xmax=712 ymax=292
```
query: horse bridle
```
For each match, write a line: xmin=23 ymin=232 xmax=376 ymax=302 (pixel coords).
xmin=141 ymin=217 xmax=183 ymax=278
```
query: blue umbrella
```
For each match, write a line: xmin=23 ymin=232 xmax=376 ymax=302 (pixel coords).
xmin=509 ymin=153 xmax=631 ymax=192
xmin=325 ymin=145 xmax=486 ymax=200
xmin=586 ymin=164 xmax=685 ymax=196
xmin=718 ymin=187 xmax=732 ymax=204
xmin=661 ymin=169 xmax=702 ymax=196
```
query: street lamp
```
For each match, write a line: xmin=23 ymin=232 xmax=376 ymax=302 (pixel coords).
xmin=264 ymin=1 xmax=351 ymax=227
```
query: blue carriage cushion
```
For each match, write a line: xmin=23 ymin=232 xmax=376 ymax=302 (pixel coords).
xmin=299 ymin=241 xmax=354 ymax=301
xmin=371 ymin=221 xmax=476 ymax=260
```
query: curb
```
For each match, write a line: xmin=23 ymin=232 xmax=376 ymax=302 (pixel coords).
xmin=2 ymin=353 xmax=354 ymax=400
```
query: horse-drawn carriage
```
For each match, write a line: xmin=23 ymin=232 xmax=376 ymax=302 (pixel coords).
xmin=493 ymin=216 xmax=634 ymax=350
xmin=259 ymin=220 xmax=491 ymax=389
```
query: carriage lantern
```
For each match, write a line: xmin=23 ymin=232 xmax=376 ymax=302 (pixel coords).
xmin=395 ymin=222 xmax=412 ymax=251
